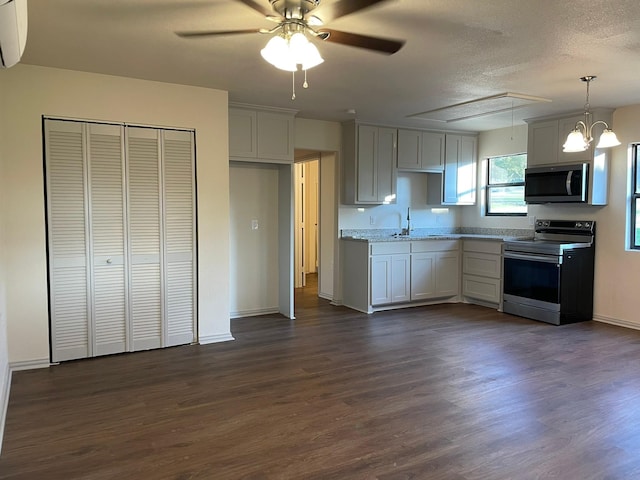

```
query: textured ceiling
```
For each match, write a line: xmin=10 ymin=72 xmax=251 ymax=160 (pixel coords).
xmin=19 ymin=0 xmax=640 ymax=132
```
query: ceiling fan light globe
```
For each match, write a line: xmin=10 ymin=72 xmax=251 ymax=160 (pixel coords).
xmin=261 ymin=35 xmax=297 ymax=71
xmin=288 ymin=32 xmax=310 ymax=63
xmin=301 ymin=42 xmax=324 ymax=70
xmin=563 ymin=129 xmax=589 ymax=152
xmin=596 ymin=129 xmax=621 ymax=148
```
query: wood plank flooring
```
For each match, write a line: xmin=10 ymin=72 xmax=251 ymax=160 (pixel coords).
xmin=2 ymin=280 xmax=640 ymax=479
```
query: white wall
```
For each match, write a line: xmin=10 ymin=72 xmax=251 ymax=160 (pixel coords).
xmin=0 ymin=64 xmax=231 ymax=366
xmin=461 ymin=124 xmax=531 ymax=229
xmin=0 ymin=70 xmax=9 ymax=452
xmin=229 ymin=162 xmax=280 ymax=317
xmin=339 ymin=172 xmax=461 ymax=232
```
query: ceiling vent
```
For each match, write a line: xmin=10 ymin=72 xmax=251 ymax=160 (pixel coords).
xmin=408 ymin=92 xmax=551 ymax=123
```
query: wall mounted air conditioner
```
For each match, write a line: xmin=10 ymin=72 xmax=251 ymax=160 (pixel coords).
xmin=0 ymin=0 xmax=27 ymax=69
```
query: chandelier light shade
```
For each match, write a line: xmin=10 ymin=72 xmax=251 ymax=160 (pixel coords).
xmin=562 ymin=76 xmax=621 ymax=153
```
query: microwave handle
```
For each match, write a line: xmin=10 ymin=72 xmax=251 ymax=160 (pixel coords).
xmin=566 ymin=170 xmax=573 ymax=195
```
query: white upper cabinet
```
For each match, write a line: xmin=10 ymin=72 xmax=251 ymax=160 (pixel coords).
xmin=427 ymin=134 xmax=477 ymax=205
xmin=229 ymin=105 xmax=295 ymax=163
xmin=526 ymin=109 xmax=614 ymax=167
xmin=342 ymin=121 xmax=397 ymax=205
xmin=397 ymin=129 xmax=445 ymax=172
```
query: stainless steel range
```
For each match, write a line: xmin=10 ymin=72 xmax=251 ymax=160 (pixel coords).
xmin=502 ymin=219 xmax=595 ymax=325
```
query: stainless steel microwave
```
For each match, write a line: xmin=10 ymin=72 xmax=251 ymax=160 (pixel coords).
xmin=525 ymin=163 xmax=589 ymax=204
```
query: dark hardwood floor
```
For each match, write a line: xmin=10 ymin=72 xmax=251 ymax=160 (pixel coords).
xmin=2 ymin=280 xmax=640 ymax=479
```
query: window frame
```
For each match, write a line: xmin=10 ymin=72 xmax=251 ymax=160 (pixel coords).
xmin=630 ymin=144 xmax=640 ymax=249
xmin=485 ymin=153 xmax=527 ymax=217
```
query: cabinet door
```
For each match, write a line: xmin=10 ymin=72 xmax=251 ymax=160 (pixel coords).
xmin=356 ymin=125 xmax=378 ymax=203
xmin=397 ymin=129 xmax=422 ymax=170
xmin=391 ymin=254 xmax=411 ymax=303
xmin=457 ymin=135 xmax=477 ymax=205
xmin=370 ymin=254 xmax=392 ymax=305
xmin=411 ymin=252 xmax=436 ymax=300
xmin=557 ymin=114 xmax=591 ymax=164
xmin=377 ymin=127 xmax=397 ymax=203
xmin=256 ymin=111 xmax=294 ymax=162
xmin=527 ymin=119 xmax=558 ymax=167
xmin=229 ymin=108 xmax=257 ymax=159
xmin=435 ymin=251 xmax=460 ymax=297
xmin=421 ymin=131 xmax=445 ymax=171
xmin=443 ymin=135 xmax=460 ymax=204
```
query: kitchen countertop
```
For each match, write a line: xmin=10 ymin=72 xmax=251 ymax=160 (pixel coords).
xmin=341 ymin=233 xmax=531 ymax=242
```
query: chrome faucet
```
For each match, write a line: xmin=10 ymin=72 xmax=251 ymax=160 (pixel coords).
xmin=401 ymin=207 xmax=411 ymax=236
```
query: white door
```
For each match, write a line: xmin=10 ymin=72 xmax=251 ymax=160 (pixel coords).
xmin=46 ymin=120 xmax=92 ymax=362
xmin=126 ymin=127 xmax=163 ymax=351
xmin=87 ymin=123 xmax=128 ymax=357
xmin=162 ymin=129 xmax=197 ymax=347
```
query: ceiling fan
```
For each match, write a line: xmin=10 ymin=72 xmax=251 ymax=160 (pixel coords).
xmin=176 ymin=0 xmax=405 ymax=55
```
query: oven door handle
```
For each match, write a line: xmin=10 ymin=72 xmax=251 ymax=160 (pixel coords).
xmin=503 ymin=251 xmax=561 ymax=264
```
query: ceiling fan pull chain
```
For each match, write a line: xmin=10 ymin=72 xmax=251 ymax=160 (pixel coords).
xmin=292 ymin=71 xmax=296 ymax=100
xmin=303 ymin=69 xmax=309 ymax=89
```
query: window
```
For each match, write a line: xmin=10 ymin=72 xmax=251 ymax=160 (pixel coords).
xmin=486 ymin=153 xmax=527 ymax=216
xmin=631 ymin=145 xmax=640 ymax=249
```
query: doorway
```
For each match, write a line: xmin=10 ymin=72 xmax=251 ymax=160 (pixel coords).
xmin=294 ymin=158 xmax=319 ymax=290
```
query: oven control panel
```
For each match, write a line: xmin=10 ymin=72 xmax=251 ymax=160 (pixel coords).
xmin=535 ymin=219 xmax=594 ymax=232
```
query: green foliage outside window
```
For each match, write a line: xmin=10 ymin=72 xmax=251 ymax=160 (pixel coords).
xmin=486 ymin=154 xmax=527 ymax=216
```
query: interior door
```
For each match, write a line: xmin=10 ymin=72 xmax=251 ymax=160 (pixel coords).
xmin=87 ymin=123 xmax=128 ymax=357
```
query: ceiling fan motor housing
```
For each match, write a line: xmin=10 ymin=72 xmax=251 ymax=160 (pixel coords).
xmin=270 ymin=0 xmax=321 ymax=20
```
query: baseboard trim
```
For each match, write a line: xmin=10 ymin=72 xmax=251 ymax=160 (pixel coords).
xmin=318 ymin=292 xmax=333 ymax=301
xmin=199 ymin=333 xmax=235 ymax=345
xmin=9 ymin=358 xmax=51 ymax=371
xmin=0 ymin=364 xmax=11 ymax=455
xmin=230 ymin=307 xmax=279 ymax=319
xmin=593 ymin=314 xmax=640 ymax=331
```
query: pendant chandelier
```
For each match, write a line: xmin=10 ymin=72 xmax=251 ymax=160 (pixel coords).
xmin=562 ymin=76 xmax=621 ymax=153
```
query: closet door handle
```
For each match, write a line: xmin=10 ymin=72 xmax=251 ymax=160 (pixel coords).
xmin=106 ymin=258 xmax=112 ymax=264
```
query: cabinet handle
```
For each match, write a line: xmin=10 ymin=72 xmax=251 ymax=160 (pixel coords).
xmin=106 ymin=258 xmax=112 ymax=264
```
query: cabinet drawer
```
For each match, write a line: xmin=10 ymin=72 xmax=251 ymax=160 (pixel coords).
xmin=411 ymin=240 xmax=459 ymax=253
xmin=463 ymin=239 xmax=502 ymax=255
xmin=463 ymin=251 xmax=501 ymax=278
xmin=370 ymin=242 xmax=411 ymax=255
xmin=463 ymin=274 xmax=501 ymax=304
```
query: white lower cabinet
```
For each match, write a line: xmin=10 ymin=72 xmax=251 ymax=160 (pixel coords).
xmin=341 ymin=239 xmax=460 ymax=313
xmin=370 ymin=243 xmax=411 ymax=306
xmin=462 ymin=240 xmax=503 ymax=306
xmin=411 ymin=241 xmax=460 ymax=300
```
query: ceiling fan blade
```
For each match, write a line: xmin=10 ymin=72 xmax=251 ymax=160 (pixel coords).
xmin=317 ymin=0 xmax=393 ymax=23
xmin=318 ymin=29 xmax=405 ymax=55
xmin=236 ymin=0 xmax=273 ymax=17
xmin=176 ymin=28 xmax=263 ymax=38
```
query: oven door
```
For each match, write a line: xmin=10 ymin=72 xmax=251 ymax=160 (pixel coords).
xmin=502 ymin=250 xmax=562 ymax=323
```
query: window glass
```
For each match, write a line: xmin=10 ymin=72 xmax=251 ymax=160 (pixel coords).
xmin=486 ymin=154 xmax=527 ymax=216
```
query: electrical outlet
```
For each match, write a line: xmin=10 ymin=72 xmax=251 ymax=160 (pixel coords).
xmin=251 ymin=219 xmax=259 ymax=230
xmin=369 ymin=216 xmax=375 ymax=225
xmin=529 ymin=215 xmax=536 ymax=226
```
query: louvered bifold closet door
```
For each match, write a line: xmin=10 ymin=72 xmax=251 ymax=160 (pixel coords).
xmin=46 ymin=120 xmax=91 ymax=362
xmin=87 ymin=123 xmax=128 ymax=357
xmin=126 ymin=127 xmax=163 ymax=350
xmin=163 ymin=130 xmax=196 ymax=347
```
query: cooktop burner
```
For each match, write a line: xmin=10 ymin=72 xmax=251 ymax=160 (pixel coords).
xmin=504 ymin=219 xmax=595 ymax=256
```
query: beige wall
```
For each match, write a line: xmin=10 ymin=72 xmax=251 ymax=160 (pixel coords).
xmin=0 ymin=64 xmax=231 ymax=365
